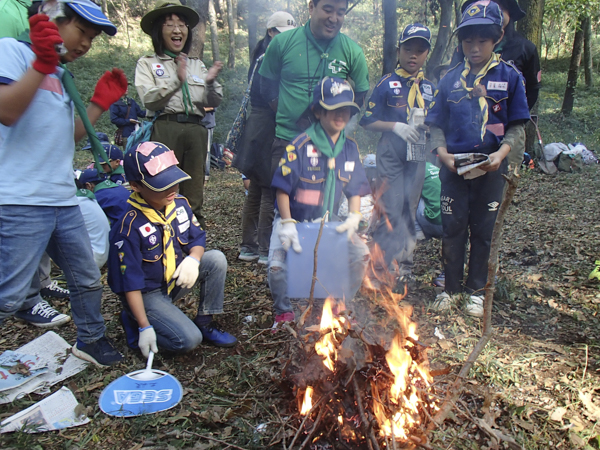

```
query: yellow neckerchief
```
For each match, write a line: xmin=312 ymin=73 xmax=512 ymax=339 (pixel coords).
xmin=460 ymin=53 xmax=501 ymax=141
xmin=128 ymin=192 xmax=178 ymax=293
xmin=395 ymin=66 xmax=425 ymax=116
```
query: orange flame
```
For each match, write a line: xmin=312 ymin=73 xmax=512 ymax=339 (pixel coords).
xmin=315 ymin=297 xmax=344 ymax=371
xmin=300 ymin=386 xmax=313 ymax=415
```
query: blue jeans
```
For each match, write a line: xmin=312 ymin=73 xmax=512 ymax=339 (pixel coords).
xmin=122 ymin=250 xmax=227 ymax=353
xmin=268 ymin=217 xmax=370 ymax=315
xmin=0 ymin=205 xmax=105 ymax=343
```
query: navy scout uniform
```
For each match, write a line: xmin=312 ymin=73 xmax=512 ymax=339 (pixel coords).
xmin=108 ymin=196 xmax=205 ymax=295
xmin=360 ymin=69 xmax=436 ymax=274
xmin=426 ymin=58 xmax=530 ymax=294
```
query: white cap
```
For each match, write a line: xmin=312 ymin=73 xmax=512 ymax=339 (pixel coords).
xmin=267 ymin=11 xmax=297 ymax=33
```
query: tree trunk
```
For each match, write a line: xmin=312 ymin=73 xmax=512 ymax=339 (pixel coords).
xmin=583 ymin=16 xmax=592 ymax=87
xmin=561 ymin=16 xmax=585 ymax=116
xmin=517 ymin=0 xmax=544 ymax=50
xmin=226 ymin=0 xmax=236 ymax=68
xmin=246 ymin=0 xmax=258 ymax=60
xmin=208 ymin=0 xmax=220 ymax=62
xmin=188 ymin=0 xmax=208 ymax=59
xmin=382 ymin=0 xmax=397 ymax=75
xmin=454 ymin=0 xmax=462 ymax=30
xmin=372 ymin=0 xmax=380 ymax=19
xmin=426 ymin=0 xmax=453 ymax=78
xmin=102 ymin=0 xmax=107 ymax=15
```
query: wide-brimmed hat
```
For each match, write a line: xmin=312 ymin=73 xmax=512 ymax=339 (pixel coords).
xmin=141 ymin=0 xmax=200 ymax=35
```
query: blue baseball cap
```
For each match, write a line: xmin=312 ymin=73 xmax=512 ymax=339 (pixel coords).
xmin=82 ymin=132 xmax=110 ymax=150
xmin=59 ymin=0 xmax=118 ymax=36
xmin=79 ymin=168 xmax=105 ymax=185
xmin=398 ymin=23 xmax=432 ymax=47
xmin=99 ymin=144 xmax=124 ymax=163
xmin=311 ymin=77 xmax=360 ymax=115
xmin=457 ymin=0 xmax=504 ymax=29
xmin=124 ymin=142 xmax=190 ymax=192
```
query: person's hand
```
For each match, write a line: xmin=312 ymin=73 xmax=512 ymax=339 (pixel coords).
xmin=138 ymin=326 xmax=158 ymax=358
xmin=335 ymin=212 xmax=362 ymax=241
xmin=172 ymin=256 xmax=200 ymax=289
xmin=481 ymin=151 xmax=505 ymax=172
xmin=392 ymin=122 xmax=420 ymax=144
xmin=205 ymin=61 xmax=223 ymax=84
xmin=279 ymin=220 xmax=302 ymax=253
xmin=29 ymin=14 xmax=62 ymax=75
xmin=437 ymin=149 xmax=456 ymax=173
xmin=175 ymin=53 xmax=188 ymax=82
xmin=91 ymin=68 xmax=128 ymax=111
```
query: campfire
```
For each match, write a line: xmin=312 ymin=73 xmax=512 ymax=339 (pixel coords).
xmin=283 ymin=294 xmax=439 ymax=450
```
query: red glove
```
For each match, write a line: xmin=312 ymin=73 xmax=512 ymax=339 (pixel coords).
xmin=91 ymin=68 xmax=128 ymax=111
xmin=29 ymin=14 xmax=63 ymax=75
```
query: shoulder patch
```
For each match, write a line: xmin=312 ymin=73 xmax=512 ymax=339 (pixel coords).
xmin=287 ymin=152 xmax=297 ymax=162
xmin=281 ymin=165 xmax=291 ymax=176
xmin=286 ymin=144 xmax=296 ymax=152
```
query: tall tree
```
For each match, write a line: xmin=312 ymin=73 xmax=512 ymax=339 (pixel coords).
xmin=226 ymin=0 xmax=236 ymax=68
xmin=426 ymin=0 xmax=454 ymax=78
xmin=188 ymin=0 xmax=208 ymax=59
xmin=583 ymin=15 xmax=592 ymax=87
xmin=246 ymin=0 xmax=258 ymax=60
xmin=561 ymin=15 xmax=585 ymax=115
xmin=517 ymin=0 xmax=544 ymax=49
xmin=382 ymin=0 xmax=397 ymax=75
xmin=208 ymin=0 xmax=220 ymax=62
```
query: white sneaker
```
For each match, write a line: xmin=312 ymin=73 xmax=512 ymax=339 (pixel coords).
xmin=466 ymin=295 xmax=484 ymax=317
xmin=430 ymin=292 xmax=455 ymax=312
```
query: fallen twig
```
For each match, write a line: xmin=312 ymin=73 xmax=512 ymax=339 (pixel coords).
xmin=428 ymin=170 xmax=520 ymax=432
xmin=186 ymin=430 xmax=249 ymax=450
xmin=352 ymin=377 xmax=381 ymax=450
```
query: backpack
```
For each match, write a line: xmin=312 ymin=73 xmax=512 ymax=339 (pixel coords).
xmin=125 ymin=113 xmax=161 ymax=154
xmin=209 ymin=143 xmax=226 ymax=170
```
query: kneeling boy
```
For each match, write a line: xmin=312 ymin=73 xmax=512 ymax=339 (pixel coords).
xmin=108 ymin=142 xmax=236 ymax=357
xmin=269 ymin=77 xmax=371 ymax=329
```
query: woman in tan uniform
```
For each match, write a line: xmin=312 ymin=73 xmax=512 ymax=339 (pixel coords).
xmin=135 ymin=0 xmax=223 ymax=229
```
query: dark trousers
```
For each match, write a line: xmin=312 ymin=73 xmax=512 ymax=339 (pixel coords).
xmin=241 ymin=182 xmax=274 ymax=258
xmin=440 ymin=161 xmax=507 ymax=294
xmin=372 ymin=133 xmax=425 ymax=275
xmin=152 ymin=120 xmax=208 ymax=229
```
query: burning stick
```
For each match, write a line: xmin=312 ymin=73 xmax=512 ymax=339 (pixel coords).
xmin=428 ymin=170 xmax=520 ymax=432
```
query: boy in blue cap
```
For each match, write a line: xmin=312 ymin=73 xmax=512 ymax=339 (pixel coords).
xmin=426 ymin=0 xmax=529 ymax=316
xmin=78 ymin=168 xmax=130 ymax=225
xmin=360 ymin=23 xmax=436 ymax=291
xmin=98 ymin=143 xmax=126 ymax=185
xmin=269 ymin=77 xmax=371 ymax=329
xmin=108 ymin=142 xmax=237 ymax=358
xmin=0 ymin=0 xmax=126 ymax=366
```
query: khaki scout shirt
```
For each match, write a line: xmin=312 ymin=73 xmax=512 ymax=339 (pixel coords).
xmin=135 ymin=54 xmax=223 ymax=118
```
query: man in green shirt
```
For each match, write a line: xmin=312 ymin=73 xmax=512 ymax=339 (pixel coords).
xmin=0 ymin=0 xmax=32 ymax=39
xmin=259 ymin=0 xmax=369 ymax=174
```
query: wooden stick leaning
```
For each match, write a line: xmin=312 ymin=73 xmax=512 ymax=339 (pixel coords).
xmin=427 ymin=169 xmax=520 ymax=432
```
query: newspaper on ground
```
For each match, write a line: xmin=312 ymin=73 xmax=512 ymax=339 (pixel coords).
xmin=0 ymin=386 xmax=89 ymax=433
xmin=0 ymin=351 xmax=49 ymax=392
xmin=0 ymin=331 xmax=88 ymax=404
xmin=454 ymin=152 xmax=491 ymax=179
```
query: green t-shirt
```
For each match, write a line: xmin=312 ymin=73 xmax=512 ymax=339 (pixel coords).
xmin=259 ymin=20 xmax=369 ymax=141
xmin=422 ymin=162 xmax=442 ymax=225
xmin=0 ymin=0 xmax=31 ymax=39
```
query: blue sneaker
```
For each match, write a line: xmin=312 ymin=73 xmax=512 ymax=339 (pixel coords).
xmin=196 ymin=321 xmax=237 ymax=347
xmin=72 ymin=336 xmax=123 ymax=367
xmin=120 ymin=310 xmax=139 ymax=350
xmin=15 ymin=300 xmax=71 ymax=328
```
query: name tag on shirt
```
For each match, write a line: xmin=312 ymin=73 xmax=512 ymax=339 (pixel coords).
xmin=307 ymin=144 xmax=318 ymax=157
xmin=191 ymin=75 xmax=203 ymax=83
xmin=178 ymin=221 xmax=190 ymax=233
xmin=422 ymin=93 xmax=433 ymax=101
xmin=487 ymin=81 xmax=508 ymax=91
xmin=176 ymin=206 xmax=189 ymax=223
xmin=344 ymin=161 xmax=355 ymax=172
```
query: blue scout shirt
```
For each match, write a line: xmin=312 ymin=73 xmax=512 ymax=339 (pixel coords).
xmin=360 ymin=69 xmax=436 ymax=127
xmin=272 ymin=133 xmax=371 ymax=222
xmin=106 ymin=172 xmax=126 ymax=185
xmin=108 ymin=196 xmax=206 ymax=295
xmin=425 ymin=59 xmax=530 ymax=154
xmin=93 ymin=181 xmax=131 ymax=226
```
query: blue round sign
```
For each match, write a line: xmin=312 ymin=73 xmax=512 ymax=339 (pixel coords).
xmin=99 ymin=370 xmax=183 ymax=417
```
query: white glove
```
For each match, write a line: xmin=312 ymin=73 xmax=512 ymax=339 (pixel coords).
xmin=279 ymin=220 xmax=302 ymax=253
xmin=138 ymin=326 xmax=158 ymax=358
xmin=173 ymin=256 xmax=200 ymax=289
xmin=392 ymin=122 xmax=420 ymax=144
xmin=335 ymin=212 xmax=362 ymax=240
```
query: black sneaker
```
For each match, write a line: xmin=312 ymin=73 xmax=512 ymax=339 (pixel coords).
xmin=14 ymin=300 xmax=71 ymax=328
xmin=72 ymin=336 xmax=123 ymax=367
xmin=40 ymin=280 xmax=70 ymax=299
